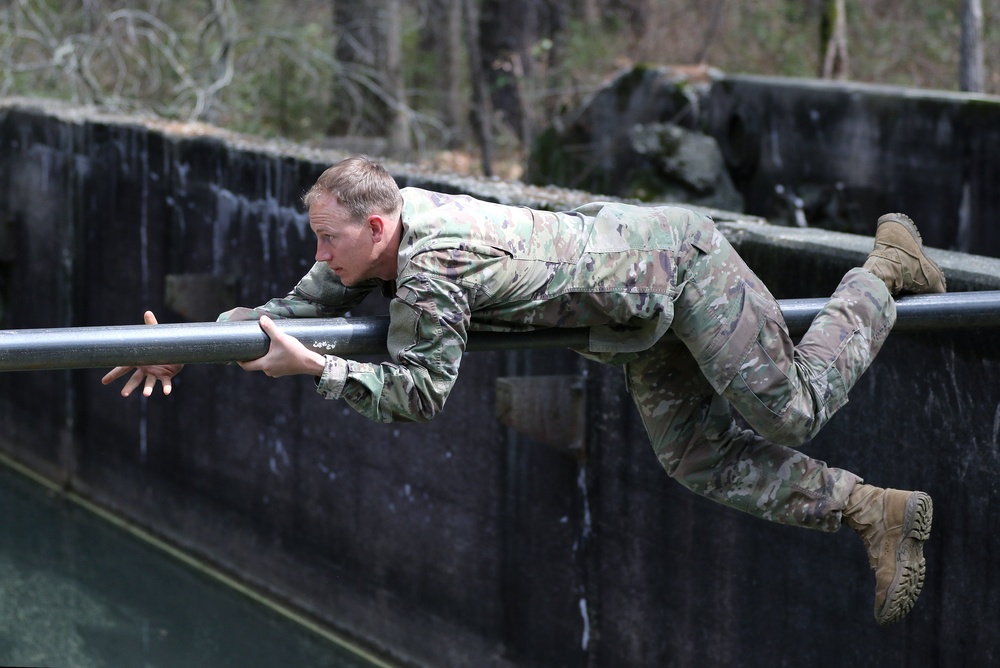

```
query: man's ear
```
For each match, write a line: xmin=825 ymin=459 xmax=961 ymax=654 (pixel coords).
xmin=367 ymin=214 xmax=386 ymax=242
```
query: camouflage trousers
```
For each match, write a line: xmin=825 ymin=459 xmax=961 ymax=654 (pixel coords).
xmin=625 ymin=232 xmax=895 ymax=532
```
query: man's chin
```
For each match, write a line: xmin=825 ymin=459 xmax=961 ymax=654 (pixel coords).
xmin=331 ymin=267 xmax=375 ymax=287
xmin=338 ymin=273 xmax=363 ymax=287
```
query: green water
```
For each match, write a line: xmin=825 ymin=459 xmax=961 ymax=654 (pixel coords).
xmin=0 ymin=464 xmax=381 ymax=668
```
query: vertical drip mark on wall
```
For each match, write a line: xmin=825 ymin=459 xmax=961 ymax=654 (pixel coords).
xmin=211 ymin=185 xmax=236 ymax=274
xmin=175 ymin=161 xmax=190 ymax=241
xmin=138 ymin=130 xmax=150 ymax=464
xmin=957 ymin=181 xmax=972 ymax=253
xmin=991 ymin=401 xmax=1000 ymax=454
xmin=139 ymin=131 xmax=150 ymax=304
xmin=577 ymin=463 xmax=592 ymax=542
xmin=769 ymin=118 xmax=783 ymax=169
xmin=576 ymin=459 xmax=592 ymax=652
xmin=57 ymin=122 xmax=78 ymax=479
xmin=139 ymin=399 xmax=148 ymax=464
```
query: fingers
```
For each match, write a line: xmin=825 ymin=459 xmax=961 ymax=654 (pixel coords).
xmin=238 ymin=316 xmax=321 ymax=378
xmin=259 ymin=315 xmax=278 ymax=337
xmin=238 ymin=317 xmax=271 ymax=371
xmin=102 ymin=365 xmax=132 ymax=385
xmin=119 ymin=366 xmax=179 ymax=397
xmin=104 ymin=312 xmax=180 ymax=398
xmin=121 ymin=368 xmax=146 ymax=397
xmin=104 ymin=312 xmax=159 ymax=390
xmin=239 ymin=316 xmax=277 ymax=372
xmin=142 ymin=372 xmax=172 ymax=397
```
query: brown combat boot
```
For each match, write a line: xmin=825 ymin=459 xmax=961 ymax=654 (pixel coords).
xmin=863 ymin=213 xmax=947 ymax=295
xmin=843 ymin=484 xmax=933 ymax=625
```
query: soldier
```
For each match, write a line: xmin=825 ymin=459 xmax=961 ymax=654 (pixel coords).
xmin=104 ymin=155 xmax=946 ymax=626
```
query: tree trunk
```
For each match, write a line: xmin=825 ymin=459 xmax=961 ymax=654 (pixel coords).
xmin=476 ymin=0 xmax=565 ymax=153
xmin=694 ymin=0 xmax=726 ymax=65
xmin=960 ymin=0 xmax=984 ymax=93
xmin=581 ymin=0 xmax=600 ymax=25
xmin=444 ymin=0 xmax=465 ymax=146
xmin=616 ymin=0 xmax=650 ymax=41
xmin=819 ymin=0 xmax=849 ymax=80
xmin=462 ymin=0 xmax=494 ymax=175
xmin=330 ymin=0 xmax=374 ymax=135
xmin=478 ymin=0 xmax=530 ymax=146
xmin=330 ymin=0 xmax=410 ymax=151
xmin=420 ymin=0 xmax=465 ymax=148
xmin=382 ymin=0 xmax=411 ymax=155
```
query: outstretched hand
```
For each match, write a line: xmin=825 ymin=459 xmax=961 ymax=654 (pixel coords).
xmin=101 ymin=311 xmax=184 ymax=397
xmin=238 ymin=316 xmax=326 ymax=378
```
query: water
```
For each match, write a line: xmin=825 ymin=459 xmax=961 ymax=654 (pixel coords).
xmin=0 ymin=463 xmax=383 ymax=668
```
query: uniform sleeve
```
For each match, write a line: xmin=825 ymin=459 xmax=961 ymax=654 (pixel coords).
xmin=315 ymin=272 xmax=471 ymax=423
xmin=217 ymin=262 xmax=379 ymax=322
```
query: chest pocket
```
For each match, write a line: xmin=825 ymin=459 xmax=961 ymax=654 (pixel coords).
xmin=405 ymin=244 xmax=514 ymax=310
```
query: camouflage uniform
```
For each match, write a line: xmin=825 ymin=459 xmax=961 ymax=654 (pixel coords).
xmin=221 ymin=188 xmax=896 ymax=531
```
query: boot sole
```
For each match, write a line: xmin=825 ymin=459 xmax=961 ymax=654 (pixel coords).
xmin=876 ymin=213 xmax=947 ymax=293
xmin=876 ymin=491 xmax=933 ymax=625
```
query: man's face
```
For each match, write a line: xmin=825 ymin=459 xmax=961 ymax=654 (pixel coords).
xmin=309 ymin=195 xmax=378 ymax=286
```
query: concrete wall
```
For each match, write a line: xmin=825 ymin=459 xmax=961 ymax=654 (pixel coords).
xmin=706 ymin=75 xmax=1000 ymax=255
xmin=529 ymin=68 xmax=1000 ymax=258
xmin=2 ymin=99 xmax=1000 ymax=667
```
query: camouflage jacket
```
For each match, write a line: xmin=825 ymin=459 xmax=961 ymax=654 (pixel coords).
xmin=219 ymin=187 xmax=718 ymax=423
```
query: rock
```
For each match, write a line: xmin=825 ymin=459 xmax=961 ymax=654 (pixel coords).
xmin=526 ymin=64 xmax=743 ymax=211
xmin=627 ymin=122 xmax=744 ymax=211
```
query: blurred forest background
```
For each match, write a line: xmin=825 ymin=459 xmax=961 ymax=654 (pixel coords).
xmin=1 ymin=0 xmax=995 ymax=177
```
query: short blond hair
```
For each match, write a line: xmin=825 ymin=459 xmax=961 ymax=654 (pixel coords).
xmin=303 ymin=156 xmax=403 ymax=224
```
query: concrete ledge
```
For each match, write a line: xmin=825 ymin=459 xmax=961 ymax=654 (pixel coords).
xmin=721 ymin=221 xmax=1000 ymax=292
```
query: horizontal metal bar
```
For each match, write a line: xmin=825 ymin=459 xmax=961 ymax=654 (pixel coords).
xmin=0 ymin=317 xmax=590 ymax=371
xmin=779 ymin=290 xmax=1000 ymax=333
xmin=2 ymin=291 xmax=999 ymax=372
